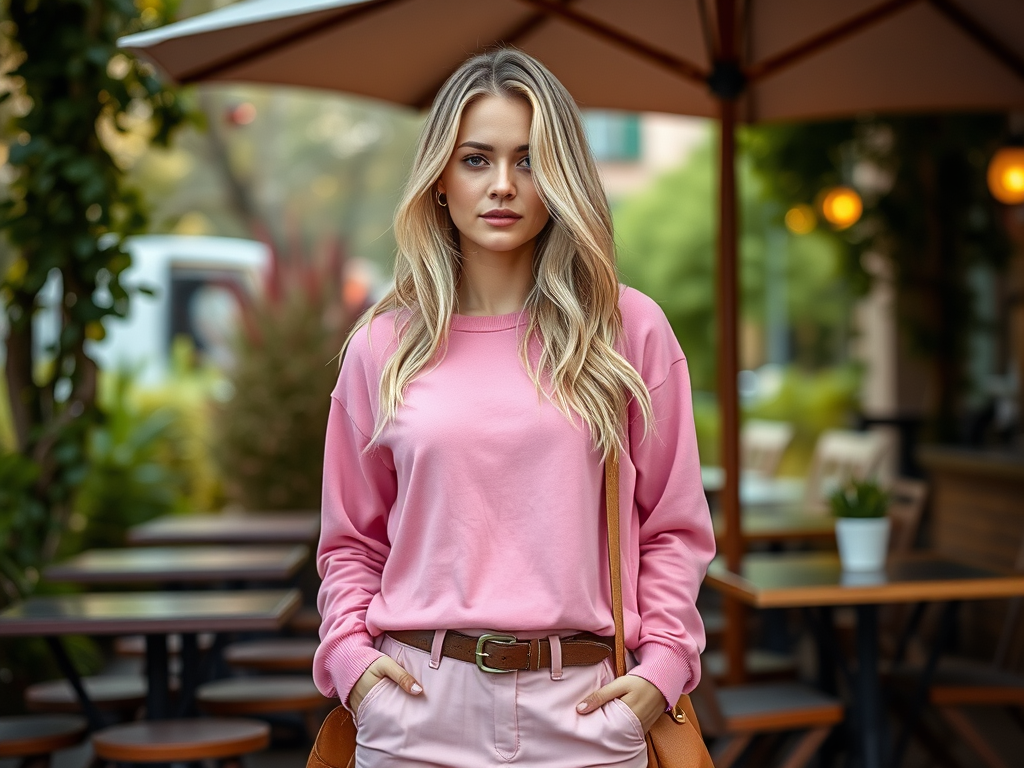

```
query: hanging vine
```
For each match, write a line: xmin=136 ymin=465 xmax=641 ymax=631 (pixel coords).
xmin=0 ymin=0 xmax=187 ymax=603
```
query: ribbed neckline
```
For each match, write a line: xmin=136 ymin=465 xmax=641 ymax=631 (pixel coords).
xmin=450 ymin=309 xmax=528 ymax=332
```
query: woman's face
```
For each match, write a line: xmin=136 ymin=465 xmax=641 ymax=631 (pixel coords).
xmin=437 ymin=94 xmax=550 ymax=260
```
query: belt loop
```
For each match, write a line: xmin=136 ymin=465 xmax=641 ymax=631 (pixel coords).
xmin=529 ymin=638 xmax=540 ymax=671
xmin=548 ymin=634 xmax=563 ymax=680
xmin=429 ymin=629 xmax=448 ymax=669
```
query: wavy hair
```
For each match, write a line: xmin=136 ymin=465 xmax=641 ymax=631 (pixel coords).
xmin=348 ymin=48 xmax=653 ymax=458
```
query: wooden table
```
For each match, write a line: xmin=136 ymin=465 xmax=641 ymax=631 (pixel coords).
xmin=0 ymin=589 xmax=301 ymax=727
xmin=712 ymin=508 xmax=835 ymax=545
xmin=128 ymin=511 xmax=320 ymax=546
xmin=43 ymin=545 xmax=310 ymax=585
xmin=704 ymin=552 xmax=1024 ymax=768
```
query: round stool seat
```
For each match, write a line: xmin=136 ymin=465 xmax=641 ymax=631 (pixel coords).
xmin=114 ymin=633 xmax=214 ymax=657
xmin=197 ymin=677 xmax=327 ymax=715
xmin=0 ymin=715 xmax=87 ymax=757
xmin=224 ymin=639 xmax=319 ymax=671
xmin=26 ymin=676 xmax=147 ymax=713
xmin=92 ymin=719 xmax=269 ymax=763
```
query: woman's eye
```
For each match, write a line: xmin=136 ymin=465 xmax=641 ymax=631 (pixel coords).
xmin=464 ymin=155 xmax=486 ymax=167
xmin=519 ymin=156 xmax=531 ymax=169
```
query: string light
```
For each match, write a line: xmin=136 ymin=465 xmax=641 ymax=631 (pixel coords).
xmin=784 ymin=204 xmax=816 ymax=235
xmin=820 ymin=186 xmax=863 ymax=230
xmin=987 ymin=146 xmax=1024 ymax=205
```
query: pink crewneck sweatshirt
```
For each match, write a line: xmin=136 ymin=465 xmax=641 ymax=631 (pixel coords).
xmin=313 ymin=286 xmax=716 ymax=711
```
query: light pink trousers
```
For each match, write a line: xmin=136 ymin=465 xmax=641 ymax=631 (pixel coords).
xmin=354 ymin=632 xmax=649 ymax=768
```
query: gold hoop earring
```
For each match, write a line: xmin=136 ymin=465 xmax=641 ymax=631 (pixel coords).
xmin=436 ymin=191 xmax=447 ymax=207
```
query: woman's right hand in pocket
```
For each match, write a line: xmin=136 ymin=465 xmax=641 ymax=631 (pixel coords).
xmin=349 ymin=655 xmax=423 ymax=716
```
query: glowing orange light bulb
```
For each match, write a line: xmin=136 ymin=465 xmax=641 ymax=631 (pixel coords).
xmin=988 ymin=147 xmax=1024 ymax=205
xmin=821 ymin=186 xmax=863 ymax=230
xmin=784 ymin=204 xmax=816 ymax=235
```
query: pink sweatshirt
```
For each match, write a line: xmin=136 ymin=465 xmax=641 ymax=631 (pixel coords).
xmin=313 ymin=286 xmax=716 ymax=710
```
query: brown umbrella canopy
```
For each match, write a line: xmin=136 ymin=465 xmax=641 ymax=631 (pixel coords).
xmin=122 ymin=0 xmax=1024 ymax=117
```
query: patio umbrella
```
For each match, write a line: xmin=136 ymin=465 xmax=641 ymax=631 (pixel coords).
xmin=120 ymin=0 xmax=1024 ymax=683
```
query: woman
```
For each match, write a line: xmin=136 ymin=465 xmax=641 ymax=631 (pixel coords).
xmin=313 ymin=49 xmax=715 ymax=768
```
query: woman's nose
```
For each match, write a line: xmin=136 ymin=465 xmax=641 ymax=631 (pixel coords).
xmin=489 ymin=164 xmax=516 ymax=199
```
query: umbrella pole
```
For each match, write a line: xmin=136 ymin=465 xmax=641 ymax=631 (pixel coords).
xmin=716 ymin=94 xmax=747 ymax=685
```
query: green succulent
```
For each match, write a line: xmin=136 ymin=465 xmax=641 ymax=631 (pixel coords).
xmin=829 ymin=479 xmax=889 ymax=519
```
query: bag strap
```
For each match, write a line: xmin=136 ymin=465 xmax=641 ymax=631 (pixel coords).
xmin=604 ymin=454 xmax=628 ymax=678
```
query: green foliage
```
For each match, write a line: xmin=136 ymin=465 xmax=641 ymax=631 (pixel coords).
xmin=829 ymin=479 xmax=889 ymax=519
xmin=0 ymin=0 xmax=187 ymax=605
xmin=64 ymin=368 xmax=191 ymax=554
xmin=214 ymin=238 xmax=351 ymax=510
xmin=614 ymin=139 xmax=854 ymax=391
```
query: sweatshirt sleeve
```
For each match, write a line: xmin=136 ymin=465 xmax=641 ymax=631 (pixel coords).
xmin=312 ymin=345 xmax=398 ymax=710
xmin=620 ymin=294 xmax=716 ymax=707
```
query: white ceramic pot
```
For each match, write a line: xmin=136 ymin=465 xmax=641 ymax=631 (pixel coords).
xmin=835 ymin=517 xmax=891 ymax=572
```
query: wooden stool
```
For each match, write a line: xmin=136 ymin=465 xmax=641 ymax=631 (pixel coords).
xmin=92 ymin=719 xmax=269 ymax=763
xmin=0 ymin=715 xmax=87 ymax=766
xmin=26 ymin=676 xmax=147 ymax=715
xmin=197 ymin=677 xmax=327 ymax=716
xmin=114 ymin=633 xmax=214 ymax=657
xmin=287 ymin=606 xmax=321 ymax=634
xmin=224 ymin=639 xmax=318 ymax=672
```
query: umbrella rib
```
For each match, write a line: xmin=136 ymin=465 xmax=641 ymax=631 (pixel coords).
xmin=745 ymin=0 xmax=920 ymax=83
xmin=927 ymin=0 xmax=1024 ymax=85
xmin=409 ymin=2 xmax=577 ymax=109
xmin=512 ymin=0 xmax=708 ymax=84
xmin=177 ymin=0 xmax=411 ymax=85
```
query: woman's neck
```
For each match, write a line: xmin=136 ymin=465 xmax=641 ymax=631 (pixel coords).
xmin=456 ymin=242 xmax=535 ymax=316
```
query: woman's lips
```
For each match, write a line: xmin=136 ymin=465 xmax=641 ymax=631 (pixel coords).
xmin=481 ymin=211 xmax=522 ymax=227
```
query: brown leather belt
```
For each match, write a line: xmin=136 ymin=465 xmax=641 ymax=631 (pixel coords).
xmin=386 ymin=630 xmax=614 ymax=673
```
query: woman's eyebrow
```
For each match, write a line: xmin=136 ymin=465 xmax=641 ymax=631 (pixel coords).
xmin=457 ymin=141 xmax=530 ymax=152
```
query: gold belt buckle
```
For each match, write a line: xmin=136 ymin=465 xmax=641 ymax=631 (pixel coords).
xmin=475 ymin=633 xmax=517 ymax=673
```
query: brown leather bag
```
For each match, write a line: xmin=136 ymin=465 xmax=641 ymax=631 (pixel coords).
xmin=307 ymin=456 xmax=713 ymax=768
xmin=604 ymin=455 xmax=715 ymax=768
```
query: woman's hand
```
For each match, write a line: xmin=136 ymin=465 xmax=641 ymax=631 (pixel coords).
xmin=348 ymin=655 xmax=423 ymax=716
xmin=576 ymin=674 xmax=665 ymax=734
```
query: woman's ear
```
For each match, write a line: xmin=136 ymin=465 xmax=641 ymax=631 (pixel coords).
xmin=436 ymin=180 xmax=446 ymax=195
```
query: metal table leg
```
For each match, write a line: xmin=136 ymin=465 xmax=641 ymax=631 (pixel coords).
xmin=145 ymin=634 xmax=169 ymax=719
xmin=855 ymin=604 xmax=884 ymax=768
xmin=45 ymin=636 xmax=105 ymax=732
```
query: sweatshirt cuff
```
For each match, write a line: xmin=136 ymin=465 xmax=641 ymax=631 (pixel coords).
xmin=627 ymin=641 xmax=697 ymax=710
xmin=313 ymin=631 xmax=385 ymax=712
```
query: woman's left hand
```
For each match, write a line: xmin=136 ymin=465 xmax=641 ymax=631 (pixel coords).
xmin=576 ymin=674 xmax=666 ymax=734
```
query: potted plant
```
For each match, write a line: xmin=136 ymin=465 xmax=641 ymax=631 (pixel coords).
xmin=829 ymin=479 xmax=891 ymax=572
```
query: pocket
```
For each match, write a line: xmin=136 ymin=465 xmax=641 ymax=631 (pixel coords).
xmin=607 ymin=697 xmax=646 ymax=744
xmin=354 ymin=677 xmax=394 ymax=729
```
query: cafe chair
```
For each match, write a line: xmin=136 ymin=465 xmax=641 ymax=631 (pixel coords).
xmin=742 ymin=419 xmax=795 ymax=478
xmin=802 ymin=429 xmax=891 ymax=513
xmin=25 ymin=675 xmax=147 ymax=719
xmin=0 ymin=715 xmax=87 ymax=768
xmin=689 ymin=674 xmax=843 ymax=768
xmin=224 ymin=638 xmax=318 ymax=672
xmin=196 ymin=675 xmax=329 ymax=739
xmin=889 ymin=537 xmax=1024 ymax=768
xmin=91 ymin=718 xmax=269 ymax=766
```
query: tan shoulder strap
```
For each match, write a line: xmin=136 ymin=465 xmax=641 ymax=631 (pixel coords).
xmin=605 ymin=454 xmax=627 ymax=678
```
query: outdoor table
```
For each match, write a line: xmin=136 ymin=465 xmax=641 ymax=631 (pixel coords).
xmin=43 ymin=545 xmax=310 ymax=585
xmin=712 ymin=508 xmax=835 ymax=545
xmin=701 ymin=466 xmax=805 ymax=508
xmin=704 ymin=551 xmax=1024 ymax=768
xmin=0 ymin=589 xmax=301 ymax=730
xmin=127 ymin=510 xmax=320 ymax=546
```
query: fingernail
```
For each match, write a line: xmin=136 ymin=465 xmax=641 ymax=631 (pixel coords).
xmin=577 ymin=702 xmax=588 ymax=712
xmin=411 ymin=683 xmax=423 ymax=694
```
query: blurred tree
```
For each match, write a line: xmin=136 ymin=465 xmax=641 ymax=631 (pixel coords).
xmin=614 ymin=139 xmax=853 ymax=391
xmin=747 ymin=115 xmax=1012 ymax=441
xmin=0 ymin=0 xmax=187 ymax=604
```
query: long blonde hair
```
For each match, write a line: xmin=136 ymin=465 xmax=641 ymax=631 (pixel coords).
xmin=348 ymin=48 xmax=653 ymax=458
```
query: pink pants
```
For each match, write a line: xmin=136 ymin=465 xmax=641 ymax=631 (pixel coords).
xmin=354 ymin=632 xmax=649 ymax=768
